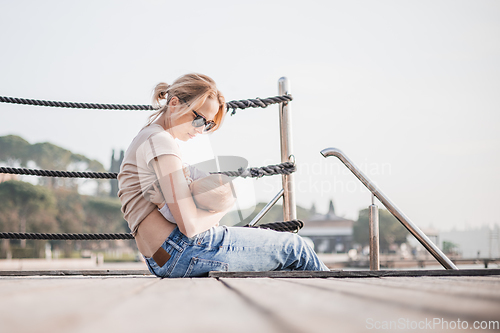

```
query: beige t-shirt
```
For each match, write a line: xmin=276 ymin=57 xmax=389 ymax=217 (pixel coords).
xmin=117 ymin=124 xmax=182 ymax=236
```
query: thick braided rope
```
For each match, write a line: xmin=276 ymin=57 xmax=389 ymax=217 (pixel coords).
xmin=0 ymin=167 xmax=117 ymax=179
xmin=209 ymin=162 xmax=296 ymax=178
xmin=226 ymin=95 xmax=292 ymax=115
xmin=0 ymin=221 xmax=303 ymax=240
xmin=0 ymin=162 xmax=296 ymax=180
xmin=245 ymin=220 xmax=304 ymax=233
xmin=0 ymin=95 xmax=292 ymax=113
xmin=0 ymin=232 xmax=134 ymax=240
xmin=0 ymin=96 xmax=151 ymax=110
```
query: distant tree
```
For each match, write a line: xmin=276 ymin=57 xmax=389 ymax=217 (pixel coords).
xmin=109 ymin=149 xmax=124 ymax=197
xmin=0 ymin=135 xmax=106 ymax=191
xmin=49 ymin=190 xmax=128 ymax=255
xmin=442 ymin=241 xmax=459 ymax=255
xmin=353 ymin=208 xmax=408 ymax=253
xmin=0 ymin=180 xmax=58 ymax=232
xmin=0 ymin=135 xmax=105 ymax=171
xmin=28 ymin=142 xmax=105 ymax=189
xmin=328 ymin=200 xmax=335 ymax=215
xmin=83 ymin=197 xmax=127 ymax=234
xmin=0 ymin=179 xmax=131 ymax=258
xmin=0 ymin=180 xmax=58 ymax=254
xmin=53 ymin=188 xmax=86 ymax=233
xmin=309 ymin=203 xmax=316 ymax=215
xmin=0 ymin=135 xmax=31 ymax=165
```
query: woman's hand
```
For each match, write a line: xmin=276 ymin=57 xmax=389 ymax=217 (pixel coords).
xmin=146 ymin=181 xmax=166 ymax=209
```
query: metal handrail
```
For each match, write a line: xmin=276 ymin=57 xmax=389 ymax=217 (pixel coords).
xmin=247 ymin=189 xmax=284 ymax=227
xmin=321 ymin=147 xmax=458 ymax=270
xmin=278 ymin=77 xmax=297 ymax=221
xmin=248 ymin=78 xmax=296 ymax=227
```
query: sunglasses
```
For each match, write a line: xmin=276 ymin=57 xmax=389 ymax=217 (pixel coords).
xmin=192 ymin=110 xmax=216 ymax=132
xmin=178 ymin=97 xmax=216 ymax=132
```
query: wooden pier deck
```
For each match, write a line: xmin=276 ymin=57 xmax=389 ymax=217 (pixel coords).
xmin=1 ymin=269 xmax=499 ymax=333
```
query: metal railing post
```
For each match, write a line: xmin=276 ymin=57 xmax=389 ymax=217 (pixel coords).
xmin=369 ymin=194 xmax=380 ymax=270
xmin=278 ymin=77 xmax=297 ymax=221
xmin=247 ymin=189 xmax=284 ymax=227
xmin=321 ymin=147 xmax=458 ymax=270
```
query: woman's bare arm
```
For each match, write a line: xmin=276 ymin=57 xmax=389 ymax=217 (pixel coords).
xmin=151 ymin=154 xmax=224 ymax=238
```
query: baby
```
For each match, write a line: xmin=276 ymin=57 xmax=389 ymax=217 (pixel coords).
xmin=145 ymin=165 xmax=235 ymax=224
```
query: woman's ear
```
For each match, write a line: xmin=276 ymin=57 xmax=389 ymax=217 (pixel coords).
xmin=169 ymin=96 xmax=179 ymax=107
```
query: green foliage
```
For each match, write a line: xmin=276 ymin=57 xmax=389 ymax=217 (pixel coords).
xmin=83 ymin=197 xmax=127 ymax=233
xmin=353 ymin=208 xmax=408 ymax=252
xmin=0 ymin=135 xmax=105 ymax=171
xmin=53 ymin=188 xmax=86 ymax=233
xmin=442 ymin=241 xmax=459 ymax=255
xmin=0 ymin=135 xmax=31 ymax=165
xmin=0 ymin=180 xmax=58 ymax=233
xmin=29 ymin=142 xmax=74 ymax=170
xmin=0 ymin=134 xmax=107 ymax=191
xmin=0 ymin=180 xmax=128 ymax=258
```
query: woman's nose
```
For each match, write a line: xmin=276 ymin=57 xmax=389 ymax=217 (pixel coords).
xmin=194 ymin=126 xmax=204 ymax=134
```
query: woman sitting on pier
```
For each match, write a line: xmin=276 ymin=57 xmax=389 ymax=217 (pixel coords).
xmin=117 ymin=73 xmax=328 ymax=278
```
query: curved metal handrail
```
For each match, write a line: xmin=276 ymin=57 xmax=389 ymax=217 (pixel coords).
xmin=321 ymin=147 xmax=458 ymax=270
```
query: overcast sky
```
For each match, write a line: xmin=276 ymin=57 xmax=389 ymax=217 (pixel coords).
xmin=1 ymin=0 xmax=499 ymax=231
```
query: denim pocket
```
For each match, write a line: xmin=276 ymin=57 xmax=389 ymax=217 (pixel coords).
xmin=183 ymin=257 xmax=229 ymax=277
xmin=147 ymin=241 xmax=185 ymax=278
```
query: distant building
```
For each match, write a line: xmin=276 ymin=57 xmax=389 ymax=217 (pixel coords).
xmin=439 ymin=225 xmax=500 ymax=258
xmin=406 ymin=225 xmax=500 ymax=259
xmin=299 ymin=200 xmax=355 ymax=253
xmin=109 ymin=149 xmax=124 ymax=197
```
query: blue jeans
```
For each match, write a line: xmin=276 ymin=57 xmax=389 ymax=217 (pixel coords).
xmin=144 ymin=226 xmax=329 ymax=278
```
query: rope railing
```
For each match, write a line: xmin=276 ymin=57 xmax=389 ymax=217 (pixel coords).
xmin=0 ymin=162 xmax=296 ymax=180
xmin=0 ymin=232 xmax=134 ymax=240
xmin=0 ymin=167 xmax=117 ymax=179
xmin=0 ymin=89 xmax=300 ymax=240
xmin=211 ymin=162 xmax=296 ymax=178
xmin=0 ymin=94 xmax=292 ymax=114
xmin=0 ymin=220 xmax=304 ymax=240
xmin=226 ymin=96 xmax=292 ymax=115
xmin=245 ymin=220 xmax=304 ymax=233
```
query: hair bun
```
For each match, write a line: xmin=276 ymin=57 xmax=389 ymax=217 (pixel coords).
xmin=158 ymin=83 xmax=170 ymax=99
xmin=152 ymin=82 xmax=170 ymax=109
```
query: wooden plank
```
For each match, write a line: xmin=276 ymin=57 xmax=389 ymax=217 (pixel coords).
xmin=340 ymin=276 xmax=500 ymax=302
xmin=2 ymin=268 xmax=499 ymax=278
xmin=419 ymin=275 xmax=500 ymax=284
xmin=210 ymin=268 xmax=500 ymax=278
xmin=0 ymin=275 xmax=155 ymax=300
xmin=220 ymin=277 xmax=477 ymax=333
xmin=284 ymin=277 xmax=500 ymax=322
xmin=0 ymin=277 xmax=280 ymax=333
xmin=0 ymin=276 xmax=159 ymax=333
xmin=72 ymin=278 xmax=282 ymax=333
xmin=2 ymin=275 xmax=498 ymax=333
xmin=0 ymin=270 xmax=151 ymax=276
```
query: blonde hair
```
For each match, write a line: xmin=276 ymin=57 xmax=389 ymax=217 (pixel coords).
xmin=146 ymin=73 xmax=226 ymax=131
